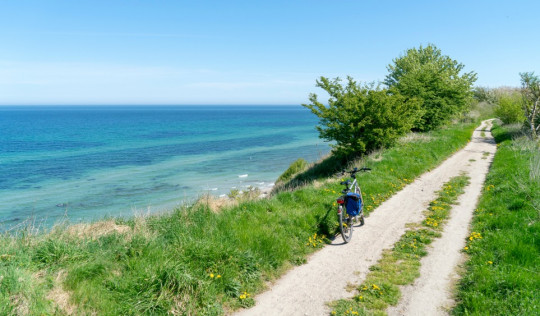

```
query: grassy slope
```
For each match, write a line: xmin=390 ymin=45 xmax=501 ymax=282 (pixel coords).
xmin=0 ymin=122 xmax=476 ymax=315
xmin=452 ymin=124 xmax=540 ymax=315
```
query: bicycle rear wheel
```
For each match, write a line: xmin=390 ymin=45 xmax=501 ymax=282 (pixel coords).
xmin=338 ymin=205 xmax=353 ymax=243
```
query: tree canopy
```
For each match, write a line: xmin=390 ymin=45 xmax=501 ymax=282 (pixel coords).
xmin=385 ymin=44 xmax=477 ymax=131
xmin=303 ymin=77 xmax=422 ymax=157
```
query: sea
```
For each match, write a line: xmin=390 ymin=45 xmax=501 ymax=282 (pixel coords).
xmin=0 ymin=106 xmax=330 ymax=231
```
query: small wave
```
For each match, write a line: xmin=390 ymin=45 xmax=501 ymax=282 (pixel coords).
xmin=257 ymin=182 xmax=265 ymax=185
xmin=219 ymin=194 xmax=227 ymax=198
xmin=238 ymin=174 xmax=248 ymax=178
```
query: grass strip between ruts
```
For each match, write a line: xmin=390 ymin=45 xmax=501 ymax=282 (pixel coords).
xmin=0 ymin=122 xmax=477 ymax=315
xmin=329 ymin=174 xmax=470 ymax=316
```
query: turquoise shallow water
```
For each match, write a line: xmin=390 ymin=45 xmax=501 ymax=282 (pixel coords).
xmin=0 ymin=106 xmax=329 ymax=230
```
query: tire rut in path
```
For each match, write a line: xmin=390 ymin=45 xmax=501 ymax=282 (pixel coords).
xmin=234 ymin=120 xmax=496 ymax=316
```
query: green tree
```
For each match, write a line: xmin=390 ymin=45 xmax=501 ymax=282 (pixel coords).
xmin=303 ymin=77 xmax=422 ymax=157
xmin=385 ymin=44 xmax=477 ymax=131
xmin=520 ymin=72 xmax=540 ymax=139
xmin=494 ymin=92 xmax=525 ymax=124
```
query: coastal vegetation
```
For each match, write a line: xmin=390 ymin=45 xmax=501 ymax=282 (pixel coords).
xmin=0 ymin=121 xmax=477 ymax=315
xmin=452 ymin=123 xmax=540 ymax=315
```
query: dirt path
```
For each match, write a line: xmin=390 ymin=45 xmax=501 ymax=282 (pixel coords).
xmin=234 ymin=120 xmax=496 ymax=316
xmin=387 ymin=120 xmax=496 ymax=315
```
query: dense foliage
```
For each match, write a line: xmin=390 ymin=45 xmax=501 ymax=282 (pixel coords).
xmin=302 ymin=77 xmax=421 ymax=156
xmin=385 ymin=44 xmax=477 ymax=131
xmin=494 ymin=93 xmax=525 ymax=124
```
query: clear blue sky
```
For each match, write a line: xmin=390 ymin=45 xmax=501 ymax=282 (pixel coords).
xmin=1 ymin=0 xmax=538 ymax=105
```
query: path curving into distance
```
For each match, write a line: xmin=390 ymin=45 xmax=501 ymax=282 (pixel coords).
xmin=233 ymin=120 xmax=496 ymax=316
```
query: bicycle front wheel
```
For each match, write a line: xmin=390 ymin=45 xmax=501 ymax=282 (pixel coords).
xmin=338 ymin=205 xmax=353 ymax=243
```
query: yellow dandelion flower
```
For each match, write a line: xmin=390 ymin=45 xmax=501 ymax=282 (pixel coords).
xmin=488 ymin=261 xmax=493 ymax=264
xmin=217 ymin=275 xmax=221 ymax=278
xmin=209 ymin=273 xmax=214 ymax=278
xmin=464 ymin=247 xmax=468 ymax=250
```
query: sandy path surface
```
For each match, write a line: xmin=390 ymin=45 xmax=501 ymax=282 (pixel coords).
xmin=387 ymin=120 xmax=496 ymax=315
xmin=234 ymin=120 xmax=496 ymax=316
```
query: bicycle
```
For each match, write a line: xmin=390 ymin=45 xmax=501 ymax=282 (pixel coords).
xmin=336 ymin=167 xmax=370 ymax=243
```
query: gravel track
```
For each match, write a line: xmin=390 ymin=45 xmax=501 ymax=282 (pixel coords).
xmin=234 ymin=120 xmax=496 ymax=316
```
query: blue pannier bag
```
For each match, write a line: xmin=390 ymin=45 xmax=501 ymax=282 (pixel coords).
xmin=345 ymin=192 xmax=362 ymax=216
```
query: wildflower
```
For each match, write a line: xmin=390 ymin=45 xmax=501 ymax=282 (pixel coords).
xmin=358 ymin=296 xmax=363 ymax=300
xmin=331 ymin=312 xmax=336 ymax=315
xmin=209 ymin=273 xmax=214 ymax=278
xmin=372 ymin=284 xmax=380 ymax=291
xmin=488 ymin=261 xmax=493 ymax=265
xmin=464 ymin=247 xmax=468 ymax=250
xmin=379 ymin=292 xmax=383 ymax=295
xmin=217 ymin=275 xmax=221 ymax=278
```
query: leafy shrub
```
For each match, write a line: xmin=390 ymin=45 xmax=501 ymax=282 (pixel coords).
xmin=303 ymin=77 xmax=422 ymax=157
xmin=385 ymin=44 xmax=477 ymax=131
xmin=277 ymin=158 xmax=308 ymax=183
xmin=494 ymin=93 xmax=525 ymax=124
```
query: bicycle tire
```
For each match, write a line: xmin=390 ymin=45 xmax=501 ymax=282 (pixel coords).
xmin=338 ymin=205 xmax=353 ymax=243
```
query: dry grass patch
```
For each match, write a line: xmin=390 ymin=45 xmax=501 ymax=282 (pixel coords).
xmin=46 ymin=270 xmax=76 ymax=315
xmin=399 ymin=132 xmax=433 ymax=143
xmin=195 ymin=194 xmax=238 ymax=213
xmin=11 ymin=294 xmax=30 ymax=316
xmin=66 ymin=220 xmax=130 ymax=239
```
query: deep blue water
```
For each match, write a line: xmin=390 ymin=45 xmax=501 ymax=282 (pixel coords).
xmin=0 ymin=106 xmax=329 ymax=230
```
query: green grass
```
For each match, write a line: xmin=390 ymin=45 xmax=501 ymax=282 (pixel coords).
xmin=452 ymin=123 xmax=540 ymax=315
xmin=329 ymin=175 xmax=470 ymax=316
xmin=0 ymin=122 xmax=477 ymax=315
